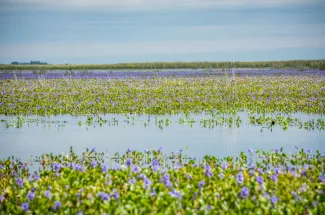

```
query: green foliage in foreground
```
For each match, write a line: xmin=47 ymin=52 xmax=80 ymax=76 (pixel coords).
xmin=1 ymin=75 xmax=324 ymax=115
xmin=0 ymin=147 xmax=324 ymax=214
xmin=0 ymin=59 xmax=325 ymax=70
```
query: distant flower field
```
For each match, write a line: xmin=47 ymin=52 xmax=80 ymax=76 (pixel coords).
xmin=0 ymin=71 xmax=324 ymax=115
xmin=0 ymin=147 xmax=324 ymax=214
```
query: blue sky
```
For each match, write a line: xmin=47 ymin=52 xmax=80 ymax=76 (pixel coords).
xmin=0 ymin=0 xmax=324 ymax=64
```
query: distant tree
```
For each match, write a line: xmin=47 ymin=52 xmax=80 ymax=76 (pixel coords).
xmin=10 ymin=61 xmax=48 ymax=65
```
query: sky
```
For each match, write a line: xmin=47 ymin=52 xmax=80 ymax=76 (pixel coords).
xmin=0 ymin=0 xmax=324 ymax=64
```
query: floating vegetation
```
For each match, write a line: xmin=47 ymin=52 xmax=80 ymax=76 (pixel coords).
xmin=1 ymin=113 xmax=325 ymax=131
xmin=1 ymin=73 xmax=324 ymax=115
xmin=0 ymin=147 xmax=324 ymax=214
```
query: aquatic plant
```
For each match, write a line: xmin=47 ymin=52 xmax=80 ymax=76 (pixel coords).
xmin=0 ymin=147 xmax=324 ymax=214
xmin=0 ymin=73 xmax=324 ymax=115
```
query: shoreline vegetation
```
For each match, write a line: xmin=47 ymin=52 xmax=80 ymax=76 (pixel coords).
xmin=0 ymin=59 xmax=325 ymax=71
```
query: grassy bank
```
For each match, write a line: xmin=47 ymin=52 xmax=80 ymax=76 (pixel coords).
xmin=0 ymin=60 xmax=325 ymax=71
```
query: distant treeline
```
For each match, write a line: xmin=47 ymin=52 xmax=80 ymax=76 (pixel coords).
xmin=1 ymin=60 xmax=324 ymax=70
xmin=10 ymin=61 xmax=48 ymax=65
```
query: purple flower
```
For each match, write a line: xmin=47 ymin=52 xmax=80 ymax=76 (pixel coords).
xmin=204 ymin=165 xmax=213 ymax=177
xmin=270 ymin=174 xmax=278 ymax=182
xmin=126 ymin=148 xmax=133 ymax=153
xmin=126 ymin=158 xmax=133 ymax=167
xmin=275 ymin=167 xmax=281 ymax=175
xmin=306 ymin=149 xmax=311 ymax=154
xmin=169 ymin=189 xmax=182 ymax=200
xmin=313 ymin=201 xmax=319 ymax=207
xmin=144 ymin=177 xmax=152 ymax=190
xmin=241 ymin=187 xmax=250 ymax=198
xmin=248 ymin=148 xmax=253 ymax=153
xmin=129 ymin=178 xmax=136 ymax=185
xmin=221 ymin=162 xmax=228 ymax=169
xmin=91 ymin=147 xmax=96 ymax=153
xmin=264 ymin=192 xmax=270 ymax=199
xmin=98 ymin=192 xmax=110 ymax=201
xmin=27 ymin=191 xmax=35 ymax=201
xmin=65 ymin=185 xmax=69 ymax=190
xmin=271 ymin=196 xmax=278 ymax=205
xmin=161 ymin=174 xmax=172 ymax=188
xmin=152 ymin=159 xmax=160 ymax=171
xmin=144 ymin=148 xmax=149 ymax=153
xmin=52 ymin=200 xmax=61 ymax=211
xmin=102 ymin=164 xmax=107 ymax=173
xmin=274 ymin=149 xmax=279 ymax=153
xmin=74 ymin=164 xmax=82 ymax=171
xmin=236 ymin=172 xmax=244 ymax=184
xmin=218 ymin=173 xmax=225 ymax=179
xmin=111 ymin=189 xmax=120 ymax=200
xmin=199 ymin=180 xmax=205 ymax=189
xmin=33 ymin=173 xmax=40 ymax=181
xmin=319 ymin=175 xmax=325 ymax=182
xmin=16 ymin=177 xmax=24 ymax=187
xmin=53 ymin=163 xmax=61 ymax=171
xmin=90 ymin=160 xmax=97 ymax=168
xmin=77 ymin=212 xmax=83 ymax=215
xmin=258 ymin=168 xmax=264 ymax=174
xmin=139 ymin=173 xmax=146 ymax=180
xmin=132 ymin=165 xmax=141 ymax=174
xmin=256 ymin=176 xmax=264 ymax=185
xmin=44 ymin=190 xmax=52 ymax=199
xmin=21 ymin=202 xmax=29 ymax=211
xmin=0 ymin=195 xmax=5 ymax=201
xmin=0 ymin=165 xmax=3 ymax=170
xmin=68 ymin=162 xmax=74 ymax=168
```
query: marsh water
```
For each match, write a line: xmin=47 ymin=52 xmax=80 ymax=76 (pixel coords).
xmin=0 ymin=113 xmax=324 ymax=162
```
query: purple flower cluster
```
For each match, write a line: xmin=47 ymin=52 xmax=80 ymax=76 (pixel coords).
xmin=98 ymin=192 xmax=110 ymax=201
xmin=169 ymin=189 xmax=182 ymax=200
xmin=90 ymin=160 xmax=98 ymax=168
xmin=53 ymin=163 xmax=61 ymax=171
xmin=152 ymin=159 xmax=160 ymax=171
xmin=52 ymin=200 xmax=61 ymax=211
xmin=204 ymin=165 xmax=213 ymax=177
xmin=236 ymin=172 xmax=244 ymax=184
xmin=21 ymin=202 xmax=29 ymax=211
xmin=126 ymin=158 xmax=133 ymax=167
xmin=111 ymin=189 xmax=120 ymax=200
xmin=16 ymin=177 xmax=24 ymax=187
xmin=161 ymin=174 xmax=172 ymax=188
xmin=27 ymin=191 xmax=35 ymax=201
xmin=132 ymin=165 xmax=141 ymax=174
xmin=241 ymin=187 xmax=250 ymax=198
xmin=270 ymin=174 xmax=278 ymax=182
xmin=256 ymin=176 xmax=264 ymax=185
xmin=44 ymin=190 xmax=52 ymax=199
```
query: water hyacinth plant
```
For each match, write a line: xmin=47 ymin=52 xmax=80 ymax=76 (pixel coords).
xmin=0 ymin=71 xmax=324 ymax=115
xmin=0 ymin=147 xmax=324 ymax=214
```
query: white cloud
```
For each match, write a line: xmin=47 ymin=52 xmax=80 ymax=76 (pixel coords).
xmin=1 ymin=0 xmax=323 ymax=10
xmin=1 ymin=36 xmax=324 ymax=59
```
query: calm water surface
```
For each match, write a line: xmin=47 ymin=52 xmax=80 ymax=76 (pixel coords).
xmin=0 ymin=113 xmax=324 ymax=162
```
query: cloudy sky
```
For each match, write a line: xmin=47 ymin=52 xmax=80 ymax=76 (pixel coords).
xmin=0 ymin=0 xmax=324 ymax=64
